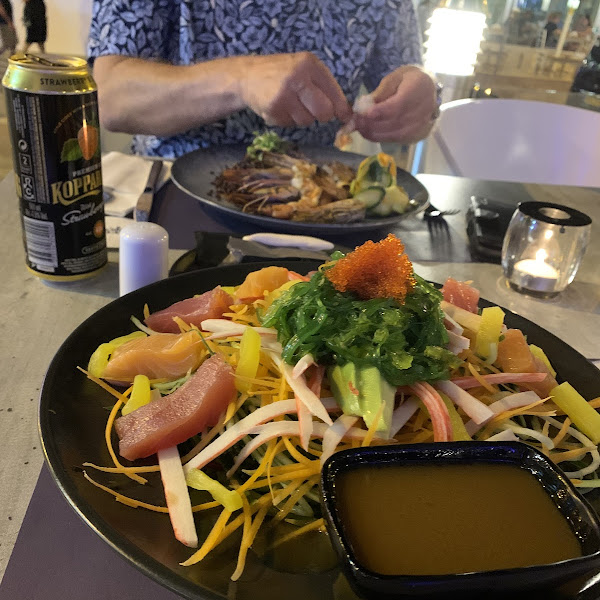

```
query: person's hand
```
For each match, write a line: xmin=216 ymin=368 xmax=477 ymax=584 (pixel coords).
xmin=239 ymin=52 xmax=353 ymax=128
xmin=352 ymin=66 xmax=438 ymax=144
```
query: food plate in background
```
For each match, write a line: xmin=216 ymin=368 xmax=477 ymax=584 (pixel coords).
xmin=170 ymin=146 xmax=429 ymax=235
xmin=39 ymin=262 xmax=600 ymax=600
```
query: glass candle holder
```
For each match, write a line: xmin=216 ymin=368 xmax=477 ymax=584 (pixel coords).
xmin=501 ymin=202 xmax=591 ymax=298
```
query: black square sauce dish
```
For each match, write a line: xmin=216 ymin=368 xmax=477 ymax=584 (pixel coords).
xmin=320 ymin=441 xmax=600 ymax=599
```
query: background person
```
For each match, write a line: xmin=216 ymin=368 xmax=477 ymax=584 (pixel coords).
xmin=88 ymin=0 xmax=439 ymax=158
xmin=0 ymin=0 xmax=17 ymax=56
xmin=543 ymin=12 xmax=562 ymax=48
xmin=22 ymin=0 xmax=47 ymax=54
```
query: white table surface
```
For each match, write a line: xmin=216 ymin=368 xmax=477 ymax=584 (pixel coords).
xmin=0 ymin=170 xmax=598 ymax=584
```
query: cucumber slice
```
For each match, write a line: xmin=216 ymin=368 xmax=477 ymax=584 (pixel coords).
xmin=368 ymin=194 xmax=394 ymax=217
xmin=384 ymin=185 xmax=410 ymax=214
xmin=365 ymin=161 xmax=393 ymax=188
xmin=353 ymin=186 xmax=385 ymax=209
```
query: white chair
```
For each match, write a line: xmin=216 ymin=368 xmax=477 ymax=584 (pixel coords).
xmin=410 ymin=98 xmax=600 ymax=187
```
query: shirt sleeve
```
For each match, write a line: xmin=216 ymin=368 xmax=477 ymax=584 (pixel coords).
xmin=363 ymin=0 xmax=423 ymax=92
xmin=87 ymin=0 xmax=178 ymax=65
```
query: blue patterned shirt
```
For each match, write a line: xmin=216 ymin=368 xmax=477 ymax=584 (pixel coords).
xmin=88 ymin=0 xmax=422 ymax=158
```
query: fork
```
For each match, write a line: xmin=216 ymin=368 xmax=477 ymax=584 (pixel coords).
xmin=423 ymin=204 xmax=460 ymax=219
xmin=424 ymin=203 xmax=459 ymax=235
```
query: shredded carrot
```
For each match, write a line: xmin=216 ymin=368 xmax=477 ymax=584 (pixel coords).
xmin=467 ymin=362 xmax=496 ymax=394
xmin=550 ymin=448 xmax=594 ymax=464
xmin=105 ymin=397 xmax=147 ymax=484
xmin=82 ymin=462 xmax=160 ymax=474
xmin=395 ymin=429 xmax=434 ymax=444
xmin=266 ymin=439 xmax=283 ymax=502
xmin=282 ymin=437 xmax=313 ymax=465
xmin=553 ymin=417 xmax=572 ymax=447
xmin=236 ymin=440 xmax=285 ymax=494
xmin=83 ymin=471 xmax=167 ymax=511
xmin=268 ymin=518 xmax=326 ymax=551
xmin=78 ymin=367 xmax=131 ymax=402
xmin=269 ymin=476 xmax=319 ymax=526
xmin=488 ymin=397 xmax=552 ymax=425
xmin=231 ymin=501 xmax=270 ymax=581
xmin=361 ymin=402 xmax=386 ymax=447
xmin=181 ymin=508 xmax=233 ymax=566
xmin=242 ymin=467 xmax=321 ymax=491
xmin=192 ymin=501 xmax=221 ymax=512
xmin=231 ymin=494 xmax=254 ymax=581
xmin=412 ymin=404 xmax=428 ymax=431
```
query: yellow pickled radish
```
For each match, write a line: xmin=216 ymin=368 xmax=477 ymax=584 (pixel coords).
xmin=475 ymin=306 xmax=505 ymax=361
xmin=440 ymin=393 xmax=472 ymax=441
xmin=87 ymin=331 xmax=147 ymax=377
xmin=530 ymin=344 xmax=557 ymax=377
xmin=235 ymin=327 xmax=262 ymax=392
xmin=186 ymin=469 xmax=243 ymax=511
xmin=122 ymin=374 xmax=152 ymax=416
xmin=551 ymin=382 xmax=600 ymax=445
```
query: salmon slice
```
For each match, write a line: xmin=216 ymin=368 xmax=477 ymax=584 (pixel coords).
xmin=496 ymin=329 xmax=557 ymax=397
xmin=441 ymin=278 xmax=480 ymax=314
xmin=235 ymin=266 xmax=290 ymax=302
xmin=102 ymin=330 xmax=205 ymax=383
xmin=115 ymin=354 xmax=236 ymax=461
xmin=145 ymin=287 xmax=233 ymax=333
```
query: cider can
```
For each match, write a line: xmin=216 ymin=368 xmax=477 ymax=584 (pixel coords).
xmin=2 ymin=53 xmax=107 ymax=281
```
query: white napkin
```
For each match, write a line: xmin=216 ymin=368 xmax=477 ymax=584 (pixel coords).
xmin=101 ymin=152 xmax=172 ymax=217
xmin=104 ymin=215 xmax=135 ymax=249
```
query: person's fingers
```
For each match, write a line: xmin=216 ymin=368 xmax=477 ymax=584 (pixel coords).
xmin=244 ymin=52 xmax=352 ymax=127
xmin=295 ymin=83 xmax=336 ymax=123
xmin=287 ymin=97 xmax=318 ymax=127
xmin=306 ymin=58 xmax=352 ymax=122
xmin=355 ymin=102 xmax=431 ymax=135
xmin=358 ymin=117 xmax=434 ymax=144
xmin=370 ymin=70 xmax=404 ymax=104
xmin=364 ymin=68 xmax=436 ymax=122
xmin=354 ymin=107 xmax=434 ymax=143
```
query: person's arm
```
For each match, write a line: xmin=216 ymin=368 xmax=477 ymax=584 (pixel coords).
xmin=93 ymin=52 xmax=352 ymax=136
xmin=0 ymin=4 xmax=13 ymax=27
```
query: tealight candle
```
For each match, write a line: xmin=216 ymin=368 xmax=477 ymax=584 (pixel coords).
xmin=501 ymin=202 xmax=591 ymax=298
xmin=511 ymin=250 xmax=560 ymax=293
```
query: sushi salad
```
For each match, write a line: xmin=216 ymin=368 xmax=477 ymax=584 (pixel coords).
xmin=82 ymin=235 xmax=600 ymax=579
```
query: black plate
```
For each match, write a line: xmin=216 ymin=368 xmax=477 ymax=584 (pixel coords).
xmin=39 ymin=262 xmax=600 ymax=600
xmin=170 ymin=145 xmax=429 ymax=235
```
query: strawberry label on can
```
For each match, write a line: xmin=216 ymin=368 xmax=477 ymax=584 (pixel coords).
xmin=3 ymin=54 xmax=107 ymax=281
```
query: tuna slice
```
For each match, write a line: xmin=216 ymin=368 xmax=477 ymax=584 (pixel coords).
xmin=102 ymin=330 xmax=206 ymax=383
xmin=145 ymin=287 xmax=233 ymax=333
xmin=115 ymin=354 xmax=236 ymax=461
xmin=441 ymin=278 xmax=480 ymax=314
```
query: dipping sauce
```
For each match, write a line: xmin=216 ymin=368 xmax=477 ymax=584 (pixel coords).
xmin=337 ymin=464 xmax=582 ymax=576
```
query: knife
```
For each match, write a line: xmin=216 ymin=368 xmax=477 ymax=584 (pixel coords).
xmin=222 ymin=237 xmax=333 ymax=264
xmin=135 ymin=160 xmax=163 ymax=222
xmin=242 ymin=233 xmax=334 ymax=251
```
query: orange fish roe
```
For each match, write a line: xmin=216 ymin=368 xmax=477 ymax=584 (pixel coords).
xmin=325 ymin=234 xmax=415 ymax=303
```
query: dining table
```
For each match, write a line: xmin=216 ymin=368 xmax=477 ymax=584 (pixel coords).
xmin=0 ymin=164 xmax=599 ymax=600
